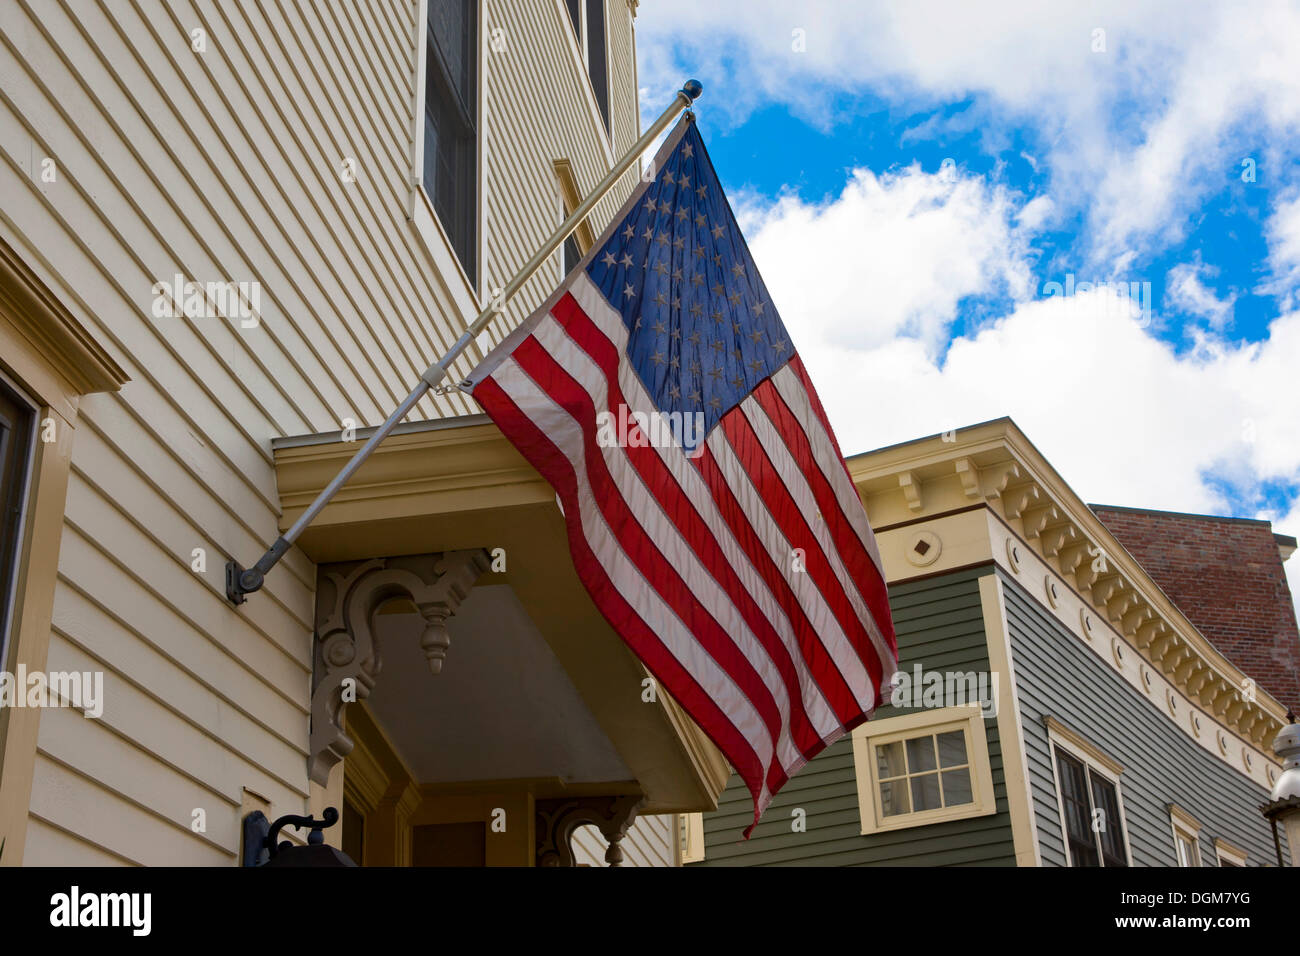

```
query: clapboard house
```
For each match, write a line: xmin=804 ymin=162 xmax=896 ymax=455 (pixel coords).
xmin=684 ymin=419 xmax=1297 ymax=867
xmin=0 ymin=0 xmax=712 ymax=867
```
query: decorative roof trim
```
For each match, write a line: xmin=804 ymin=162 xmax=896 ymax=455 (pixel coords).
xmin=846 ymin=418 xmax=1289 ymax=755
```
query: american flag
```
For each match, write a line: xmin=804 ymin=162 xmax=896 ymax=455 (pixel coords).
xmin=466 ymin=116 xmax=897 ymax=836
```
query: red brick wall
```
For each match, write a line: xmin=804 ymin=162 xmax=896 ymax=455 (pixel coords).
xmin=1090 ymin=506 xmax=1300 ymax=709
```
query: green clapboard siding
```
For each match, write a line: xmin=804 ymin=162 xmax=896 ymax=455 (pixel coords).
xmin=692 ymin=564 xmax=1017 ymax=866
xmin=1001 ymin=568 xmax=1287 ymax=867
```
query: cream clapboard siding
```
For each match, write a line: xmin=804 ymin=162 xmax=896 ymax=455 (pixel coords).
xmin=573 ymin=813 xmax=677 ymax=867
xmin=0 ymin=0 xmax=648 ymax=865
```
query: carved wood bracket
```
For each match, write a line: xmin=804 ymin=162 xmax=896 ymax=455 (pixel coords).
xmin=307 ymin=549 xmax=490 ymax=785
xmin=535 ymin=795 xmax=644 ymax=867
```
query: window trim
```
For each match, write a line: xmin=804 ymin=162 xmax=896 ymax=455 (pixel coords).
xmin=678 ymin=811 xmax=705 ymax=864
xmin=1169 ymin=803 xmax=1203 ymax=867
xmin=553 ymin=159 xmax=595 ymax=279
xmin=1213 ymin=836 xmax=1247 ymax=868
xmin=0 ymin=233 xmax=128 ymax=865
xmin=851 ymin=704 xmax=997 ymax=835
xmin=410 ymin=0 xmax=486 ymax=312
xmin=0 ymin=369 xmax=37 ymax=666
xmin=1047 ymin=718 xmax=1133 ymax=867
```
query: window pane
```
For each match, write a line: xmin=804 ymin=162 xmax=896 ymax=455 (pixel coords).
xmin=941 ymin=768 xmax=973 ymax=806
xmin=0 ymin=381 xmax=35 ymax=664
xmin=909 ymin=772 xmax=941 ymax=812
xmin=429 ymin=0 xmax=473 ymax=106
xmin=585 ymin=0 xmax=609 ymax=131
xmin=1071 ymin=838 xmax=1101 ymax=867
xmin=1055 ymin=750 xmax=1101 ymax=866
xmin=1090 ymin=775 xmax=1127 ymax=866
xmin=879 ymin=779 xmax=910 ymax=817
xmin=936 ymin=730 xmax=967 ymax=768
xmin=563 ymin=233 xmax=581 ymax=276
xmin=564 ymin=0 xmax=581 ymax=40
xmin=906 ymin=734 xmax=937 ymax=773
xmin=875 ymin=740 xmax=906 ymax=779
xmin=424 ymin=1 xmax=478 ymax=282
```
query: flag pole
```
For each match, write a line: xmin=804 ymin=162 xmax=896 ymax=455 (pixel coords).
xmin=226 ymin=80 xmax=704 ymax=604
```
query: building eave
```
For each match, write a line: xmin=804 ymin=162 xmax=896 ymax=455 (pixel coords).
xmin=845 ymin=418 xmax=1289 ymax=779
xmin=272 ymin=413 xmax=729 ymax=813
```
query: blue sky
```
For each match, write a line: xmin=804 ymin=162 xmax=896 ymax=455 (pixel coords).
xmin=634 ymin=0 xmax=1300 ymax=611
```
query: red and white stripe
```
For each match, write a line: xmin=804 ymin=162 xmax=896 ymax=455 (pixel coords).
xmin=470 ymin=272 xmax=898 ymax=835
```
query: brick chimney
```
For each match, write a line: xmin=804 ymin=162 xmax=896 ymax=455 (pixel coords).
xmin=1090 ymin=505 xmax=1300 ymax=710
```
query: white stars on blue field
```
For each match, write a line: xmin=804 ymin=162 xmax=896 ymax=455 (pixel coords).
xmin=586 ymin=122 xmax=792 ymax=446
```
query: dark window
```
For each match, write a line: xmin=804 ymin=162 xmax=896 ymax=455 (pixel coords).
xmin=563 ymin=232 xmax=582 ymax=276
xmin=1091 ymin=774 xmax=1127 ymax=867
xmin=341 ymin=797 xmax=365 ymax=866
xmin=564 ymin=0 xmax=581 ymax=41
xmin=424 ymin=0 xmax=478 ymax=283
xmin=1057 ymin=751 xmax=1099 ymax=866
xmin=584 ymin=0 xmax=609 ymax=133
xmin=1056 ymin=748 xmax=1128 ymax=867
xmin=0 ymin=379 xmax=34 ymax=666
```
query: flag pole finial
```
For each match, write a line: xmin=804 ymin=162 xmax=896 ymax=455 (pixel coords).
xmin=681 ymin=79 xmax=703 ymax=101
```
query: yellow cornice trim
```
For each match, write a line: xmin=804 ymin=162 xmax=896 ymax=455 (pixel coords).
xmin=845 ymin=419 xmax=1290 ymax=751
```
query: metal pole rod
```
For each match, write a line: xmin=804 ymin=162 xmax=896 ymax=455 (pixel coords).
xmin=227 ymin=80 xmax=704 ymax=603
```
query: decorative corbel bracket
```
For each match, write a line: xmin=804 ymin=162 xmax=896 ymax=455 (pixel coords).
xmin=307 ymin=549 xmax=491 ymax=785
xmin=535 ymin=795 xmax=645 ymax=867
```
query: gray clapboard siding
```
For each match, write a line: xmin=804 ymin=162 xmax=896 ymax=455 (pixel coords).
xmin=1000 ymin=569 xmax=1287 ymax=867
xmin=693 ymin=565 xmax=1018 ymax=866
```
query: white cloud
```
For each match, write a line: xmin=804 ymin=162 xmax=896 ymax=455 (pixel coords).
xmin=636 ymin=0 xmax=1300 ymax=263
xmin=739 ymin=181 xmax=1300 ymax=620
xmin=1263 ymin=192 xmax=1300 ymax=311
xmin=1166 ymin=258 xmax=1236 ymax=331
xmin=790 ymin=286 xmax=1300 ymax=550
xmin=741 ymin=165 xmax=1031 ymax=353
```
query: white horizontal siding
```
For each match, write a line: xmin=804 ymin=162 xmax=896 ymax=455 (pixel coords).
xmin=572 ymin=813 xmax=678 ymax=867
xmin=2 ymin=0 xmax=642 ymax=865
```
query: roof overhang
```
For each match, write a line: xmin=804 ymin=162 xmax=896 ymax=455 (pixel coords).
xmin=272 ymin=414 xmax=728 ymax=814
xmin=844 ymin=418 xmax=1290 ymax=770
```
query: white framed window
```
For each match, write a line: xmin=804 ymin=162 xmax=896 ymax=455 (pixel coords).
xmin=678 ymin=812 xmax=704 ymax=864
xmin=411 ymin=0 xmax=485 ymax=307
xmin=1047 ymin=718 xmax=1131 ymax=867
xmin=851 ymin=705 xmax=996 ymax=834
xmin=555 ymin=0 xmax=613 ymax=145
xmin=1213 ymin=837 xmax=1246 ymax=868
xmin=1169 ymin=804 xmax=1202 ymax=867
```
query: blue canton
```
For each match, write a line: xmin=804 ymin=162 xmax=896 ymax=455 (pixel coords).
xmin=585 ymin=121 xmax=793 ymax=453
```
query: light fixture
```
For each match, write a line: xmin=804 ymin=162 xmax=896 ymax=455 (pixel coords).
xmin=242 ymin=806 xmax=356 ymax=867
xmin=1259 ymin=708 xmax=1300 ymax=867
